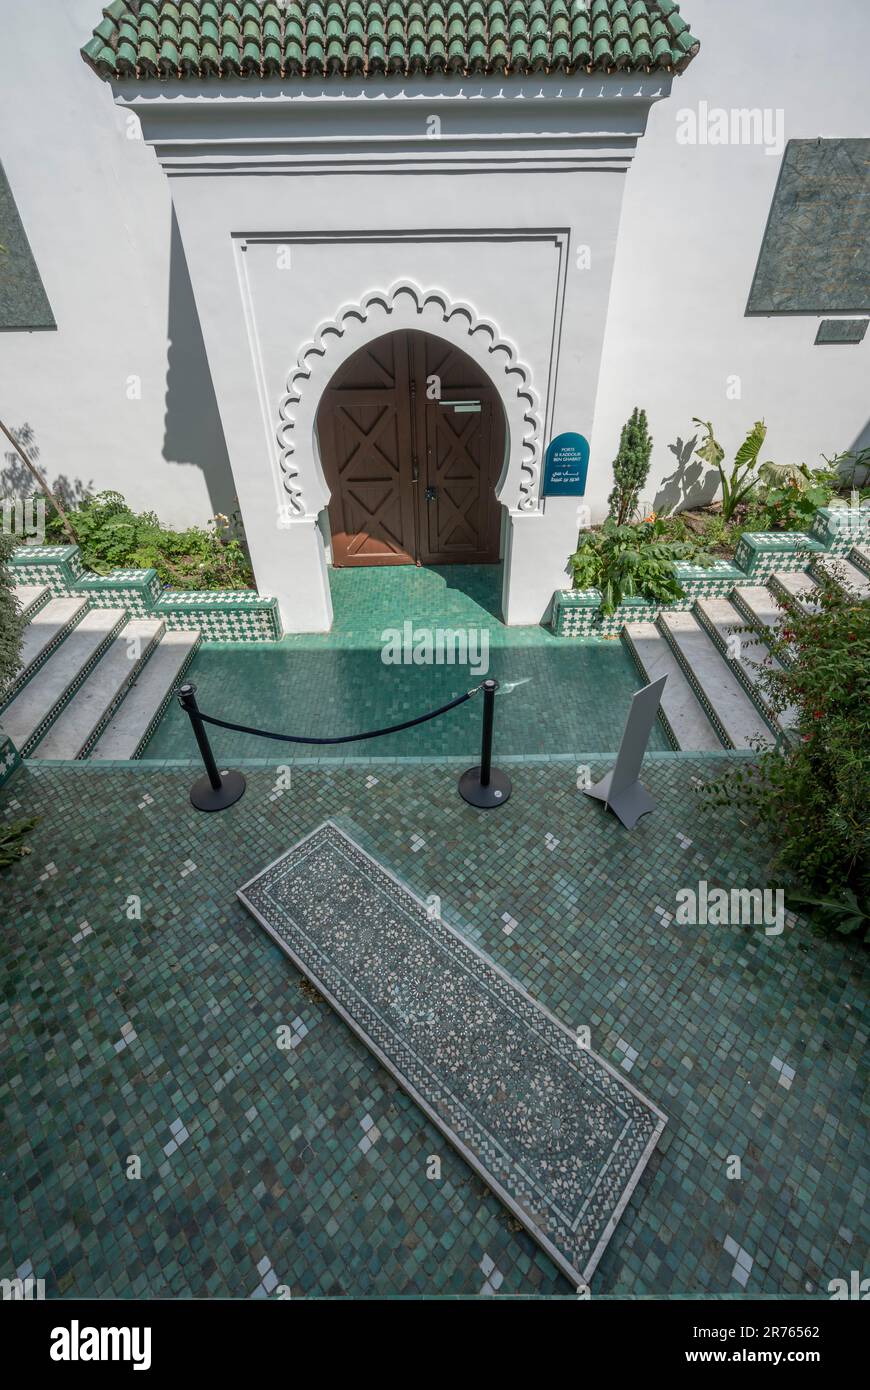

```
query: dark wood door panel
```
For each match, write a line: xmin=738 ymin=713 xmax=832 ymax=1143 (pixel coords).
xmin=412 ymin=333 xmax=503 ymax=565
xmin=319 ymin=340 xmax=416 ymax=566
xmin=318 ymin=330 xmax=503 ymax=567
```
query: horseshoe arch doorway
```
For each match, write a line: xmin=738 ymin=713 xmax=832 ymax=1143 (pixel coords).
xmin=316 ymin=329 xmax=505 ymax=566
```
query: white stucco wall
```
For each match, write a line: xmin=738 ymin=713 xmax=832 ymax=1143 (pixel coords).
xmin=162 ymin=150 xmax=632 ymax=627
xmin=0 ymin=0 xmax=235 ymax=525
xmin=589 ymin=0 xmax=870 ymax=519
xmin=1 ymin=0 xmax=867 ymax=626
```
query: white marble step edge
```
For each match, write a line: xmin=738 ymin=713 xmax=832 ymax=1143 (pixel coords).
xmin=90 ymin=630 xmax=200 ymax=760
xmin=849 ymin=544 xmax=870 ymax=576
xmin=769 ymin=570 xmax=820 ymax=612
xmin=622 ymin=622 xmax=724 ymax=751
xmin=11 ymin=596 xmax=91 ymax=692
xmin=657 ymin=611 xmax=774 ymax=750
xmin=31 ymin=619 xmax=165 ymax=761
xmin=0 ymin=608 xmax=128 ymax=754
xmin=13 ymin=582 xmax=50 ymax=622
xmin=729 ymin=584 xmax=786 ymax=635
xmin=694 ymin=597 xmax=798 ymax=732
xmin=813 ymin=554 xmax=870 ymax=599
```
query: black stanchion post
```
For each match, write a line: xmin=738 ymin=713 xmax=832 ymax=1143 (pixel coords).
xmin=177 ymin=682 xmax=246 ymax=812
xmin=458 ymin=678 xmax=512 ymax=809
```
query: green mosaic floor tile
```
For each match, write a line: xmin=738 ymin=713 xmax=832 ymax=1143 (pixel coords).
xmin=1 ymin=755 xmax=867 ymax=1299
xmin=143 ymin=564 xmax=667 ymax=760
xmin=238 ymin=822 xmax=667 ymax=1285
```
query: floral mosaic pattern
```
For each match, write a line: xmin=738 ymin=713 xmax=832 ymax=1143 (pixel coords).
xmin=238 ymin=821 xmax=667 ymax=1284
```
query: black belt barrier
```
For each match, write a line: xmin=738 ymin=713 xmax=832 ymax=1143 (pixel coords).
xmin=176 ymin=678 xmax=511 ymax=814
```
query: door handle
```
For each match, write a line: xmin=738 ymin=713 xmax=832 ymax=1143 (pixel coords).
xmin=425 ymin=486 xmax=437 ymax=502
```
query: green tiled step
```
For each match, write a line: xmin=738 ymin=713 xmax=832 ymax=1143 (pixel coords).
xmin=32 ymin=619 xmax=165 ymax=761
xmin=622 ymin=623 xmax=723 ymax=751
xmin=72 ymin=567 xmax=162 ymax=615
xmin=9 ymin=543 xmax=282 ymax=640
xmin=553 ymin=559 xmax=747 ymax=637
xmin=768 ymin=570 xmax=821 ymax=614
xmin=693 ymin=597 xmax=796 ymax=735
xmin=14 ymin=582 xmax=51 ymax=622
xmin=732 ymin=531 xmax=825 ymax=580
xmin=729 ymin=584 xmax=794 ymax=669
xmin=8 ymin=544 xmax=84 ymax=594
xmin=0 ymin=608 xmax=128 ymax=756
xmin=155 ymin=592 xmax=281 ymax=641
xmin=808 ymin=503 xmax=870 ymax=553
xmin=656 ymin=612 xmax=775 ymax=751
xmin=2 ymin=596 xmax=91 ymax=710
xmin=810 ymin=553 xmax=870 ymax=598
xmin=90 ymin=630 xmax=201 ymax=761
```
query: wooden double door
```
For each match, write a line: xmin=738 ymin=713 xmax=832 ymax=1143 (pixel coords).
xmin=317 ymin=330 xmax=504 ymax=566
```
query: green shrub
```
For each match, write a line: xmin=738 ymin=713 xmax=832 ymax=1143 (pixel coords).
xmin=745 ymin=461 xmax=838 ymax=532
xmin=44 ymin=491 xmax=253 ymax=590
xmin=607 ymin=407 xmax=653 ymax=525
xmin=693 ymin=417 xmax=769 ymax=522
xmin=0 ymin=531 xmax=24 ymax=700
xmin=570 ymin=516 xmax=712 ymax=615
xmin=704 ymin=573 xmax=870 ymax=939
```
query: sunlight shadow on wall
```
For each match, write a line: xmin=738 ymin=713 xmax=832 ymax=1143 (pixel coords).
xmin=163 ymin=209 xmax=236 ymax=518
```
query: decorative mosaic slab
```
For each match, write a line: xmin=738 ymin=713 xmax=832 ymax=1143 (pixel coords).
xmin=814 ymin=319 xmax=868 ymax=345
xmin=746 ymin=139 xmax=870 ymax=315
xmin=238 ymin=821 xmax=667 ymax=1286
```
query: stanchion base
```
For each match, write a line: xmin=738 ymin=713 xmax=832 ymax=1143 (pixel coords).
xmin=189 ymin=769 xmax=247 ymax=812
xmin=458 ymin=766 xmax=512 ymax=809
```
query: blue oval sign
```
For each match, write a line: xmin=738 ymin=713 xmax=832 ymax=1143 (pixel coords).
xmin=543 ymin=432 xmax=590 ymax=497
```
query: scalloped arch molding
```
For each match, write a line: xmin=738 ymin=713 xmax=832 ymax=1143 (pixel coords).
xmin=275 ymin=281 xmax=542 ymax=517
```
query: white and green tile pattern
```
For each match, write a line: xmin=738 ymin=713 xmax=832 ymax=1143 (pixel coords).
xmin=10 ymin=544 xmax=84 ymax=594
xmin=732 ymin=532 xmax=825 ymax=580
xmin=8 ymin=544 xmax=282 ymax=641
xmin=73 ymin=568 xmax=163 ymax=615
xmin=156 ymin=592 xmax=281 ymax=641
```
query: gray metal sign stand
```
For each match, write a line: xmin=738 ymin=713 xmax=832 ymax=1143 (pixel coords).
xmin=583 ymin=675 xmax=667 ymax=829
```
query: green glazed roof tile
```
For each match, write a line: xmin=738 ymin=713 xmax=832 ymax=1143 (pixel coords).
xmin=80 ymin=0 xmax=699 ymax=80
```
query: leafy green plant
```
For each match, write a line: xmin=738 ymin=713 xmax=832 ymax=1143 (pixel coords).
xmin=823 ymin=445 xmax=870 ymax=491
xmin=746 ymin=461 xmax=837 ymax=531
xmin=703 ymin=575 xmax=869 ymax=940
xmin=0 ymin=816 xmax=37 ymax=869
xmin=570 ymin=516 xmax=712 ymax=615
xmin=693 ymin=418 xmax=769 ymax=522
xmin=44 ymin=491 xmax=253 ymax=590
xmin=607 ymin=407 xmax=653 ymax=525
xmin=0 ymin=531 xmax=24 ymax=700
